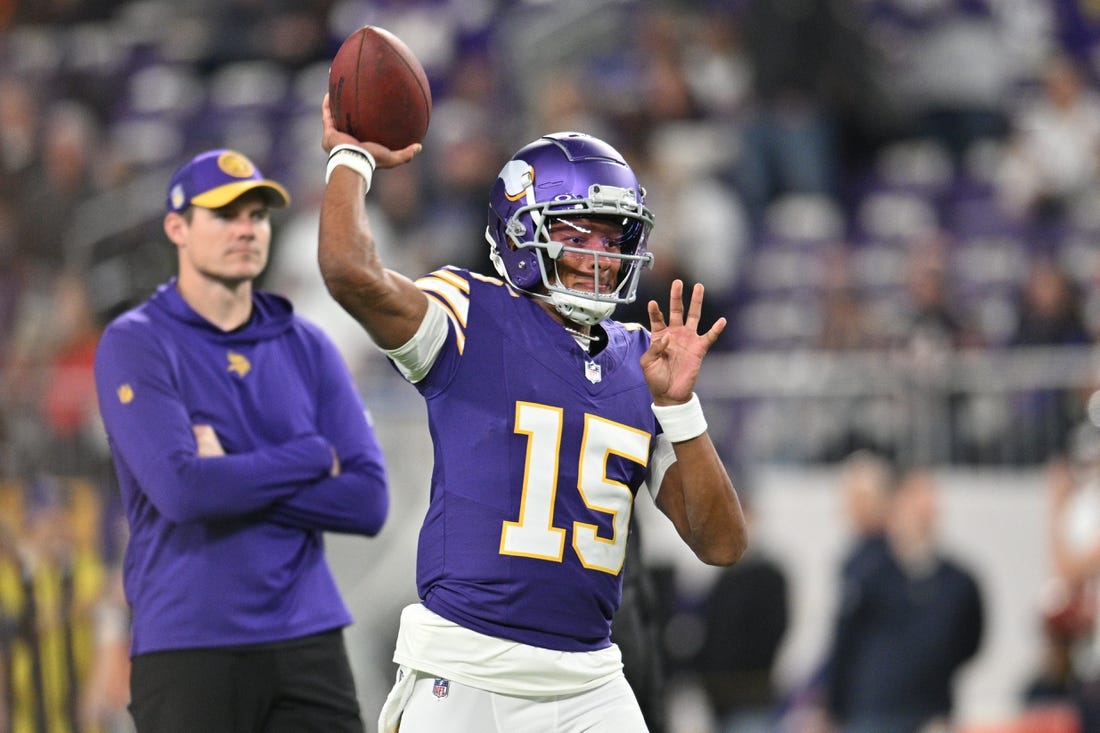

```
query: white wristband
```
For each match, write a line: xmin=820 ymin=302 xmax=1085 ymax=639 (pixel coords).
xmin=326 ymin=144 xmax=376 ymax=190
xmin=652 ymin=393 xmax=708 ymax=443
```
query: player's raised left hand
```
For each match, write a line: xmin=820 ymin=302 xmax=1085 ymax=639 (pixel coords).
xmin=641 ymin=279 xmax=726 ymax=406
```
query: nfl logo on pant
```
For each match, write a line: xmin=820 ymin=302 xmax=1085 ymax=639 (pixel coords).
xmin=432 ymin=678 xmax=450 ymax=699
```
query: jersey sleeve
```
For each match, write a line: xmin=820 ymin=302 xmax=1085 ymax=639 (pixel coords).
xmin=383 ymin=295 xmax=450 ymax=384
xmin=95 ymin=321 xmax=334 ymax=524
xmin=385 ymin=267 xmax=474 ymax=393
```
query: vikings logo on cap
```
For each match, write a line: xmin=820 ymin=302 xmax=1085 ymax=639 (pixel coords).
xmin=217 ymin=151 xmax=255 ymax=179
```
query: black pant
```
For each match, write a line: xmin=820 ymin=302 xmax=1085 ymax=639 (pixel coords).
xmin=129 ymin=629 xmax=364 ymax=733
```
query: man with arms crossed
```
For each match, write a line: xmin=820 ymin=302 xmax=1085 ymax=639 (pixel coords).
xmin=95 ymin=149 xmax=389 ymax=732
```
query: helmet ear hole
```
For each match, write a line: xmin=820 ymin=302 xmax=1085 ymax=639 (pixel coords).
xmin=506 ymin=219 xmax=526 ymax=243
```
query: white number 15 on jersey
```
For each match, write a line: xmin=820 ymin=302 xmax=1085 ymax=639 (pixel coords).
xmin=499 ymin=401 xmax=650 ymax=575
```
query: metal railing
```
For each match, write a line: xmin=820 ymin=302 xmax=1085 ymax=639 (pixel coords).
xmin=696 ymin=345 xmax=1100 ymax=468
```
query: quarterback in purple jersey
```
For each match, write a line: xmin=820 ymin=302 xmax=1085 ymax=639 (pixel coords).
xmin=94 ymin=149 xmax=389 ymax=733
xmin=318 ymin=95 xmax=748 ymax=732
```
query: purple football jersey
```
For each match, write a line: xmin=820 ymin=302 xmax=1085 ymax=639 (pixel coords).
xmin=402 ymin=267 xmax=658 ymax=652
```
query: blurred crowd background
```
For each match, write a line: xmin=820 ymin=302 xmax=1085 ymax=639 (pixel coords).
xmin=6 ymin=0 xmax=1100 ymax=731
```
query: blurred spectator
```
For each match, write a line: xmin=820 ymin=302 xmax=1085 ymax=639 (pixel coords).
xmin=3 ymin=273 xmax=106 ymax=479
xmin=811 ymin=253 xmax=894 ymax=460
xmin=646 ymin=118 xmax=749 ymax=328
xmin=419 ymin=96 xmax=508 ymax=271
xmin=730 ymin=0 xmax=871 ymax=229
xmin=896 ymin=233 xmax=975 ymax=465
xmin=1009 ymin=256 xmax=1090 ymax=463
xmin=1046 ymin=423 xmax=1100 ymax=731
xmin=777 ymin=450 xmax=896 ymax=731
xmin=78 ymin=493 xmax=132 ymax=733
xmin=1013 ymin=256 xmax=1089 ymax=347
xmin=0 ymin=76 xmax=39 ymax=201
xmin=633 ymin=8 xmax=705 ymax=125
xmin=698 ymin=496 xmax=789 ymax=733
xmin=19 ymin=100 xmax=103 ymax=271
xmin=823 ymin=466 xmax=985 ymax=733
xmin=0 ymin=475 xmax=106 ymax=733
xmin=818 ymin=247 xmax=877 ymax=352
xmin=678 ymin=6 xmax=752 ymax=121
xmin=892 ymin=0 xmax=1012 ymax=167
xmin=837 ymin=450 xmax=896 ymax=580
xmin=612 ymin=518 xmax=667 ymax=733
xmin=901 ymin=233 xmax=974 ymax=354
xmin=38 ymin=274 xmax=106 ymax=476
xmin=196 ymin=0 xmax=335 ymax=71
xmin=79 ymin=563 xmax=132 ymax=733
xmin=1023 ymin=621 xmax=1080 ymax=710
xmin=997 ymin=53 xmax=1100 ymax=236
xmin=1022 ymin=567 xmax=1085 ymax=733
xmin=526 ymin=68 xmax=616 ymax=155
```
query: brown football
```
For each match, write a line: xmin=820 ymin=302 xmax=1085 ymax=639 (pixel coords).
xmin=328 ymin=26 xmax=432 ymax=149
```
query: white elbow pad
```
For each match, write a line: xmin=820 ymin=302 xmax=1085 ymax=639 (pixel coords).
xmin=644 ymin=433 xmax=677 ymax=501
xmin=383 ymin=298 xmax=448 ymax=383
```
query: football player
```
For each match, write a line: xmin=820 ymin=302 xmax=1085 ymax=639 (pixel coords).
xmin=318 ymin=94 xmax=748 ymax=733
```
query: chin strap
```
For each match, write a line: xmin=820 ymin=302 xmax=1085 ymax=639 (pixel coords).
xmin=550 ymin=291 xmax=615 ymax=325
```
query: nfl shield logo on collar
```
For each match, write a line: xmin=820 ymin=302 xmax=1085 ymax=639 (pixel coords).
xmin=432 ymin=678 xmax=450 ymax=699
xmin=585 ymin=360 xmax=602 ymax=384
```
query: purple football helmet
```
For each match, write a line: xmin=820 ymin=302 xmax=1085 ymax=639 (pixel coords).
xmin=485 ymin=132 xmax=655 ymax=325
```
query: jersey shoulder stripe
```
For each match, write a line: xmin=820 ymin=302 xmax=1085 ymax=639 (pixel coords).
xmin=414 ymin=268 xmax=521 ymax=356
xmin=416 ymin=269 xmax=470 ymax=354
